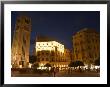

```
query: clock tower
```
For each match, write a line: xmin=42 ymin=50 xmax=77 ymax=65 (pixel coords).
xmin=11 ymin=16 xmax=31 ymax=68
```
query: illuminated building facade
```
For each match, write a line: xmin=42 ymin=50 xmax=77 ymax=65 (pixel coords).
xmin=34 ymin=36 xmax=71 ymax=68
xmin=64 ymin=49 xmax=71 ymax=62
xmin=11 ymin=16 xmax=31 ymax=68
xmin=73 ymin=28 xmax=100 ymax=65
xmin=70 ymin=50 xmax=74 ymax=62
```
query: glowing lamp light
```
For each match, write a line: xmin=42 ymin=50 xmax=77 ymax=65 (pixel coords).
xmin=42 ymin=67 xmax=45 ymax=70
xmin=37 ymin=66 xmax=41 ymax=69
xmin=62 ymin=65 xmax=64 ymax=67
xmin=49 ymin=67 xmax=51 ymax=70
xmin=95 ymin=66 xmax=100 ymax=69
xmin=28 ymin=63 xmax=32 ymax=68
xmin=19 ymin=65 xmax=22 ymax=68
xmin=63 ymin=65 xmax=65 ymax=67
xmin=40 ymin=63 xmax=44 ymax=67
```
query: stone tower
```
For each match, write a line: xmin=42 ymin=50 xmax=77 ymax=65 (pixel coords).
xmin=11 ymin=16 xmax=31 ymax=68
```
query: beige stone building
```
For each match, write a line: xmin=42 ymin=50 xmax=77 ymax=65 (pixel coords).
xmin=72 ymin=28 xmax=100 ymax=65
xmin=11 ymin=16 xmax=31 ymax=68
xmin=34 ymin=36 xmax=71 ymax=68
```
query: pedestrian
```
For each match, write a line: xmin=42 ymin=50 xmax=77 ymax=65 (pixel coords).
xmin=53 ymin=67 xmax=56 ymax=77
xmin=68 ymin=68 xmax=70 ymax=74
xmin=50 ymin=67 xmax=53 ymax=76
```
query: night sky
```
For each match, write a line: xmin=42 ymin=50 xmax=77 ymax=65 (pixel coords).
xmin=11 ymin=11 xmax=100 ymax=55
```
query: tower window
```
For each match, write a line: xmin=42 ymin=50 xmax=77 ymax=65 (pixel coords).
xmin=25 ymin=19 xmax=30 ymax=24
xmin=23 ymin=34 xmax=26 ymax=45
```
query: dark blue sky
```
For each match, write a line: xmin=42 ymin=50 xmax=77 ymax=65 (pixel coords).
xmin=11 ymin=11 xmax=100 ymax=55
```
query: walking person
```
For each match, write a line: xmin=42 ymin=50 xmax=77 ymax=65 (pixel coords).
xmin=53 ymin=67 xmax=56 ymax=77
xmin=68 ymin=68 xmax=70 ymax=74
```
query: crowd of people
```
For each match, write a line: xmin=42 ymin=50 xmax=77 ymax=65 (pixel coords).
xmin=50 ymin=67 xmax=100 ymax=76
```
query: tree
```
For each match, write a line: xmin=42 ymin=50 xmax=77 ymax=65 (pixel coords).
xmin=68 ymin=62 xmax=72 ymax=67
xmin=68 ymin=62 xmax=78 ymax=68
xmin=31 ymin=63 xmax=39 ymax=69
xmin=69 ymin=61 xmax=84 ymax=68
xmin=74 ymin=61 xmax=84 ymax=72
xmin=68 ymin=62 xmax=78 ymax=72
xmin=74 ymin=61 xmax=84 ymax=69
xmin=44 ymin=63 xmax=51 ymax=67
xmin=44 ymin=63 xmax=51 ymax=70
xmin=29 ymin=55 xmax=37 ymax=64
xmin=94 ymin=58 xmax=100 ymax=66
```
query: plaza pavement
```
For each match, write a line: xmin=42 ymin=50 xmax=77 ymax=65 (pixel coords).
xmin=11 ymin=70 xmax=100 ymax=77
